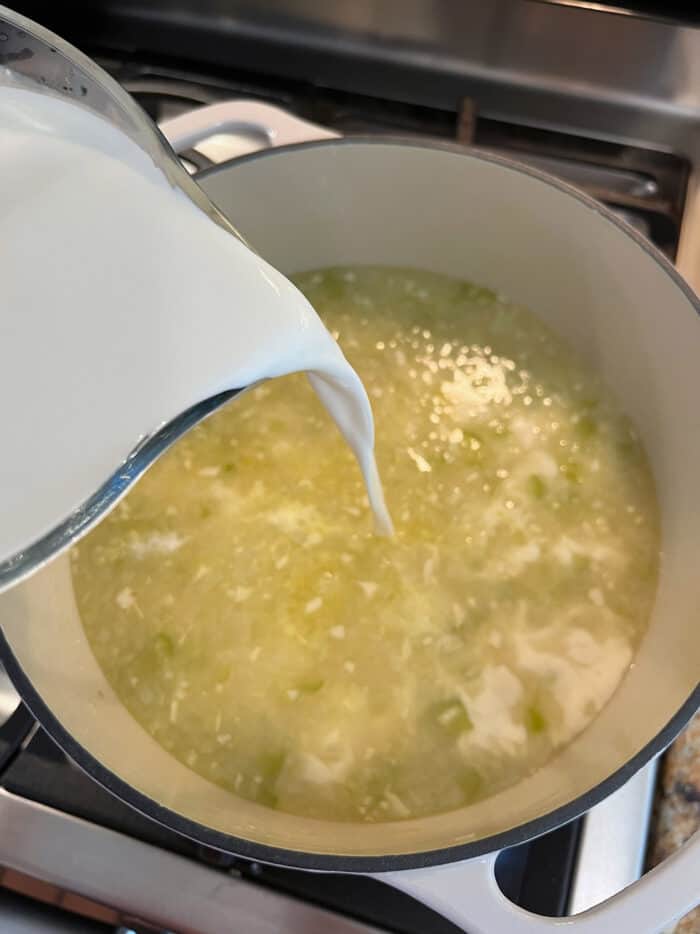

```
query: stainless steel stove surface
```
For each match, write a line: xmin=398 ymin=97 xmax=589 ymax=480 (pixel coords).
xmin=0 ymin=690 xmax=662 ymax=933
xmin=2 ymin=2 xmax=699 ymax=932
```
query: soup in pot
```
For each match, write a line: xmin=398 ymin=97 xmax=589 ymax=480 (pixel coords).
xmin=72 ymin=267 xmax=659 ymax=822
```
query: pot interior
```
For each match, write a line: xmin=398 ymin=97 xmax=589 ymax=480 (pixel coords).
xmin=2 ymin=141 xmax=699 ymax=861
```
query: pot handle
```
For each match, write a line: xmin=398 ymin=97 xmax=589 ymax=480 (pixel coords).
xmin=379 ymin=827 xmax=700 ymax=933
xmin=158 ymin=100 xmax=338 ymax=157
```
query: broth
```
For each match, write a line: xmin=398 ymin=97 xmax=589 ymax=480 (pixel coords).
xmin=73 ymin=267 xmax=659 ymax=822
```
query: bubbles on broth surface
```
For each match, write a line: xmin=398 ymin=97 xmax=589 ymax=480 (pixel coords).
xmin=72 ymin=267 xmax=659 ymax=822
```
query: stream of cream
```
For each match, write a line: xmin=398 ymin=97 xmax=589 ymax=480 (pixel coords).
xmin=0 ymin=82 xmax=391 ymax=572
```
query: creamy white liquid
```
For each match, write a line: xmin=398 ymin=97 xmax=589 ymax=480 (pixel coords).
xmin=0 ymin=83 xmax=391 ymax=571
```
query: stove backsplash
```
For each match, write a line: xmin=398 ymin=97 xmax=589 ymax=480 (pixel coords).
xmin=11 ymin=0 xmax=700 ymax=155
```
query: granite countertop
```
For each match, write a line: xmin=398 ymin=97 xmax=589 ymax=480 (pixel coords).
xmin=648 ymin=711 xmax=700 ymax=933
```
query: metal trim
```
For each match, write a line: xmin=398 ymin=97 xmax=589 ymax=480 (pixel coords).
xmin=0 ymin=788 xmax=382 ymax=933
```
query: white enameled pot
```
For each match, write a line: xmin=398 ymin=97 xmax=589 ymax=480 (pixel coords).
xmin=1 ymin=100 xmax=699 ymax=933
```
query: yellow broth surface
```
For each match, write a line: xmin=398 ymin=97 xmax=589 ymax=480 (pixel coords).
xmin=73 ymin=268 xmax=660 ymax=822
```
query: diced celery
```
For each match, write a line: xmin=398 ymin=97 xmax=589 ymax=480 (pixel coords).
xmin=617 ymin=437 xmax=641 ymax=462
xmin=528 ymin=474 xmax=546 ymax=499
xmin=525 ymin=705 xmax=547 ymax=735
xmin=256 ymin=750 xmax=287 ymax=808
xmin=453 ymin=282 xmax=497 ymax=304
xmin=297 ymin=677 xmax=325 ymax=695
xmin=153 ymin=632 xmax=174 ymax=657
xmin=576 ymin=415 xmax=597 ymax=438
xmin=572 ymin=553 xmax=591 ymax=574
xmin=320 ymin=269 xmax=347 ymax=301
xmin=458 ymin=766 xmax=483 ymax=803
xmin=560 ymin=462 xmax=582 ymax=484
xmin=213 ymin=660 xmax=232 ymax=684
xmin=260 ymin=750 xmax=287 ymax=780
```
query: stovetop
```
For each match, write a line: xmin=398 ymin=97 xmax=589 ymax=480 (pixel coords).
xmin=0 ymin=700 xmax=585 ymax=933
xmin=1 ymin=3 xmax=697 ymax=932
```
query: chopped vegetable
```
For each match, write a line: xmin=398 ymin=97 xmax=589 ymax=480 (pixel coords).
xmin=528 ymin=474 xmax=546 ymax=499
xmin=428 ymin=698 xmax=473 ymax=737
xmin=153 ymin=632 xmax=174 ymax=657
xmin=525 ymin=705 xmax=547 ymax=735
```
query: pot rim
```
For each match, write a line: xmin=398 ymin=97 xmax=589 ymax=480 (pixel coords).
xmin=4 ymin=135 xmax=699 ymax=873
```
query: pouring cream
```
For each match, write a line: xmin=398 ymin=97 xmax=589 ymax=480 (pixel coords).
xmin=0 ymin=83 xmax=391 ymax=572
